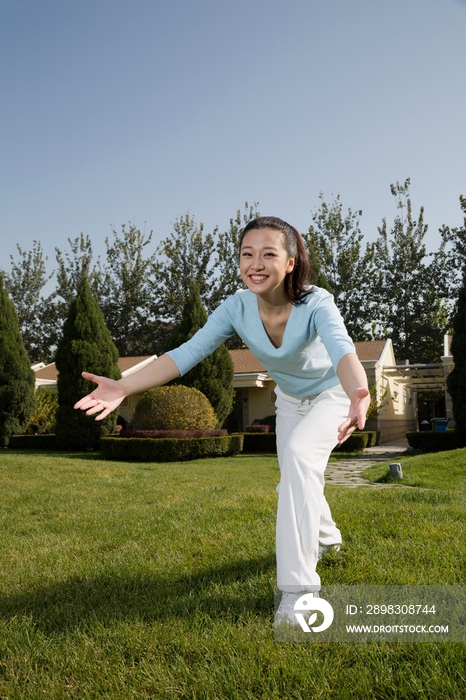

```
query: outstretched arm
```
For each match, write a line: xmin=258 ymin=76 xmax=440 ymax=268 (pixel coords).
xmin=336 ymin=353 xmax=370 ymax=444
xmin=74 ymin=354 xmax=180 ymax=421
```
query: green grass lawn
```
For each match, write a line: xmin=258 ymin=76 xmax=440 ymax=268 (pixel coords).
xmin=0 ymin=448 xmax=465 ymax=699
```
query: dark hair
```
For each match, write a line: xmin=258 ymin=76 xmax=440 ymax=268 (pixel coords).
xmin=240 ymin=216 xmax=314 ymax=305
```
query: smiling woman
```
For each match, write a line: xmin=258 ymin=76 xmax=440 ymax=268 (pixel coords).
xmin=240 ymin=227 xmax=295 ymax=347
xmin=74 ymin=215 xmax=370 ymax=630
xmin=239 ymin=216 xmax=312 ymax=306
xmin=238 ymin=217 xmax=312 ymax=349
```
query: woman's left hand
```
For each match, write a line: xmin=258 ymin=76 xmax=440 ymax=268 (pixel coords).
xmin=337 ymin=387 xmax=370 ymax=444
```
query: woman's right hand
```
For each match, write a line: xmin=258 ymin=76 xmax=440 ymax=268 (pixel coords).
xmin=74 ymin=372 xmax=126 ymax=421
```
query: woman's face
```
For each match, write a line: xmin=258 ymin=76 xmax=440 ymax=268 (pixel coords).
xmin=239 ymin=227 xmax=295 ymax=299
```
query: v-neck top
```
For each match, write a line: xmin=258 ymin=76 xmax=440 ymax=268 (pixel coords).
xmin=166 ymin=286 xmax=356 ymax=399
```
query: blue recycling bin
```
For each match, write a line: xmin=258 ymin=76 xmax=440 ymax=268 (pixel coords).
xmin=430 ymin=418 xmax=449 ymax=433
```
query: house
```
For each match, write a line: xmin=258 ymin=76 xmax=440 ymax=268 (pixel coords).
xmin=34 ymin=338 xmax=454 ymax=443
xmin=230 ymin=340 xmax=420 ymax=442
xmin=356 ymin=339 xmax=417 ymax=443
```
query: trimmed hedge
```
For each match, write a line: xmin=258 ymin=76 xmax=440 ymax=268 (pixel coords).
xmin=120 ymin=428 xmax=227 ymax=439
xmin=353 ymin=430 xmax=381 ymax=447
xmin=100 ymin=435 xmax=244 ymax=462
xmin=9 ymin=434 xmax=57 ymax=450
xmin=242 ymin=432 xmax=277 ymax=453
xmin=406 ymin=430 xmax=462 ymax=453
xmin=332 ymin=432 xmax=369 ymax=453
xmin=241 ymin=431 xmax=371 ymax=455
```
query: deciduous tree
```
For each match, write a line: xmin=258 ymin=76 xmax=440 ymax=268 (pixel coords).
xmin=303 ymin=194 xmax=375 ymax=340
xmin=372 ymin=179 xmax=450 ymax=362
xmin=99 ymin=224 xmax=165 ymax=355
xmin=5 ymin=241 xmax=54 ymax=363
xmin=154 ymin=213 xmax=217 ymax=323
xmin=436 ymin=195 xmax=466 ymax=320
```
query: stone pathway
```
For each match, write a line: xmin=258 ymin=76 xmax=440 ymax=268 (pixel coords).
xmin=326 ymin=440 xmax=409 ymax=487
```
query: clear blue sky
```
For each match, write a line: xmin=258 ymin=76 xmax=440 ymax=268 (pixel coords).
xmin=1 ymin=0 xmax=465 ymax=275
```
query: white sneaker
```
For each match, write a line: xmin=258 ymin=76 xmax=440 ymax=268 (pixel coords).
xmin=318 ymin=543 xmax=341 ymax=560
xmin=274 ymin=590 xmax=319 ymax=628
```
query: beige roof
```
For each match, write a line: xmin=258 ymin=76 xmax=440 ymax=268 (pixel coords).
xmin=230 ymin=342 xmax=389 ymax=373
xmin=33 ymin=356 xmax=154 ymax=382
xmin=229 ymin=349 xmax=265 ymax=373
xmin=34 ymin=363 xmax=59 ymax=381
xmin=118 ymin=356 xmax=154 ymax=372
xmin=354 ymin=340 xmax=388 ymax=362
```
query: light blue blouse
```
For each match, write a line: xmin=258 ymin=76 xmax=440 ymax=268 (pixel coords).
xmin=165 ymin=286 xmax=356 ymax=399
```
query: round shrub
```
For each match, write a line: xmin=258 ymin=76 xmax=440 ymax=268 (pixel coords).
xmin=132 ymin=385 xmax=217 ymax=431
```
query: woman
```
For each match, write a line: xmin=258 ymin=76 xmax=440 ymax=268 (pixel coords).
xmin=75 ymin=216 xmax=370 ymax=626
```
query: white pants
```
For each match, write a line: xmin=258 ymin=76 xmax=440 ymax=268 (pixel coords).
xmin=274 ymin=383 xmax=350 ymax=593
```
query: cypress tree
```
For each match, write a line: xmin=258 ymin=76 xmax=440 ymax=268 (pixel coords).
xmin=303 ymin=194 xmax=373 ymax=340
xmin=447 ymin=269 xmax=466 ymax=446
xmin=55 ymin=275 xmax=121 ymax=450
xmin=305 ymin=237 xmax=333 ymax=294
xmin=0 ymin=273 xmax=36 ymax=446
xmin=166 ymin=280 xmax=234 ymax=427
